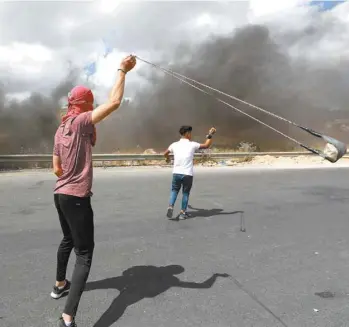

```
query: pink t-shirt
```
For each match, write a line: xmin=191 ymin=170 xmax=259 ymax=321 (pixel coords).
xmin=53 ymin=112 xmax=94 ymax=198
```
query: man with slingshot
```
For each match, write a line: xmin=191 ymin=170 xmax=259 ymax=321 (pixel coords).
xmin=51 ymin=55 xmax=136 ymax=327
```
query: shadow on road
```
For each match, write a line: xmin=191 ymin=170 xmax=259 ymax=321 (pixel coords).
xmin=85 ymin=265 xmax=229 ymax=327
xmin=187 ymin=205 xmax=243 ymax=219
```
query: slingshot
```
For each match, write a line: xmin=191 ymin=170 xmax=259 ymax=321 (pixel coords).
xmin=135 ymin=55 xmax=347 ymax=163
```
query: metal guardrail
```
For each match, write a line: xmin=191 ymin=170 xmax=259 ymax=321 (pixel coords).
xmin=0 ymin=152 xmax=342 ymax=164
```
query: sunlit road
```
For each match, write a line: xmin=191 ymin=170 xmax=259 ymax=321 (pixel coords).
xmin=1 ymin=166 xmax=349 ymax=327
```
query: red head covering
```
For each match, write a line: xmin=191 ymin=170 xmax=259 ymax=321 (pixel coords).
xmin=62 ymin=85 xmax=96 ymax=146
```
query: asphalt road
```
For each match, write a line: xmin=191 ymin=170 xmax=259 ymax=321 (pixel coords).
xmin=1 ymin=166 xmax=349 ymax=327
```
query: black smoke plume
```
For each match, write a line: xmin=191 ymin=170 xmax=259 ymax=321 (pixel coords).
xmin=96 ymin=23 xmax=349 ymax=152
xmin=0 ymin=72 xmax=77 ymax=154
xmin=2 ymin=18 xmax=349 ymax=154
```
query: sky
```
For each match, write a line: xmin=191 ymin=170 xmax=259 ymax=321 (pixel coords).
xmin=0 ymin=1 xmax=251 ymax=101
xmin=0 ymin=0 xmax=348 ymax=153
xmin=0 ymin=0 xmax=347 ymax=101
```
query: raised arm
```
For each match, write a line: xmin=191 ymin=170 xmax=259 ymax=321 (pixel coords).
xmin=91 ymin=55 xmax=137 ymax=125
xmin=199 ymin=127 xmax=216 ymax=149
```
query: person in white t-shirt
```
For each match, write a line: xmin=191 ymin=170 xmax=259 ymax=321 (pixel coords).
xmin=164 ymin=126 xmax=216 ymax=220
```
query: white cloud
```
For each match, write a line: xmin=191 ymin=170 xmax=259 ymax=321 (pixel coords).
xmin=0 ymin=42 xmax=55 ymax=78
xmin=246 ymin=0 xmax=349 ymax=63
xmin=195 ymin=13 xmax=215 ymax=27
xmin=98 ymin=0 xmax=122 ymax=14
xmin=60 ymin=18 xmax=81 ymax=32
xmin=249 ymin=0 xmax=299 ymax=18
xmin=332 ymin=1 xmax=349 ymax=22
xmin=1 ymin=0 xmax=348 ymax=103
xmin=248 ymin=0 xmax=310 ymax=22
xmin=0 ymin=1 xmax=251 ymax=102
xmin=0 ymin=42 xmax=52 ymax=64
xmin=5 ymin=92 xmax=31 ymax=103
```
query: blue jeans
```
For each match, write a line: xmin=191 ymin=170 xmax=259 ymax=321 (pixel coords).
xmin=169 ymin=174 xmax=193 ymax=211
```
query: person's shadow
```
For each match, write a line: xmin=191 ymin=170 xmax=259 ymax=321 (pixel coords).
xmin=85 ymin=265 xmax=229 ymax=327
xmin=187 ymin=205 xmax=243 ymax=219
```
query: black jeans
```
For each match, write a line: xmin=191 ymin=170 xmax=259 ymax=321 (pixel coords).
xmin=54 ymin=194 xmax=95 ymax=317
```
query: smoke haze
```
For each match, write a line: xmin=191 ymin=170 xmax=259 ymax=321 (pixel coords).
xmin=0 ymin=75 xmax=76 ymax=154
xmin=1 ymin=2 xmax=348 ymax=154
xmin=96 ymin=22 xmax=349 ymax=152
